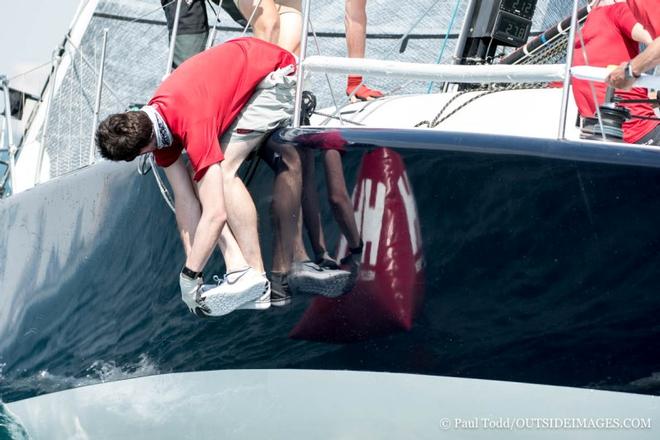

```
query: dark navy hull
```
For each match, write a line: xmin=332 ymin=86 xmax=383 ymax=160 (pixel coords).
xmin=2 ymin=129 xmax=660 ymax=403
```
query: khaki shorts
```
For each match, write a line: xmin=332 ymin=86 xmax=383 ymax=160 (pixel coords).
xmin=220 ymin=65 xmax=297 ymax=145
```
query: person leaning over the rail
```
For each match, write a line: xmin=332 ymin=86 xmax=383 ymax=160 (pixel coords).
xmin=572 ymin=0 xmax=659 ymax=145
xmin=95 ymin=37 xmax=305 ymax=317
xmin=607 ymin=37 xmax=660 ymax=89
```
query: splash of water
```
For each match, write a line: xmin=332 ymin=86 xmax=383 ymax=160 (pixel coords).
xmin=0 ymin=401 xmax=30 ymax=440
xmin=5 ymin=354 xmax=160 ymax=400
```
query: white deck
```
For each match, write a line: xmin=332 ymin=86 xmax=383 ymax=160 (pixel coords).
xmin=7 ymin=369 xmax=659 ymax=439
xmin=311 ymin=87 xmax=583 ymax=141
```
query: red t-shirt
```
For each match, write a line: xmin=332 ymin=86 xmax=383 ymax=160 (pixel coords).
xmin=572 ymin=3 xmax=659 ymax=143
xmin=627 ymin=0 xmax=659 ymax=38
xmin=150 ymin=37 xmax=296 ymax=180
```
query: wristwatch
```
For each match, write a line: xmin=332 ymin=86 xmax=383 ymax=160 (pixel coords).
xmin=625 ymin=62 xmax=640 ymax=80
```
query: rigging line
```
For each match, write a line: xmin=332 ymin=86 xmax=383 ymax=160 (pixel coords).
xmin=206 ymin=0 xmax=219 ymax=15
xmin=148 ymin=154 xmax=175 ymax=213
xmin=576 ymin=18 xmax=607 ymax=142
xmin=312 ymin=111 xmax=365 ymax=126
xmin=308 ymin=18 xmax=343 ymax=126
xmin=426 ymin=0 xmax=462 ymax=93
xmin=64 ymin=36 xmax=124 ymax=106
xmin=7 ymin=61 xmax=54 ymax=83
xmin=126 ymin=0 xmax=177 ymax=26
xmin=242 ymin=0 xmax=263 ymax=35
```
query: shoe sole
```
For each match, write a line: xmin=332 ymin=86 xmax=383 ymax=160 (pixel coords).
xmin=237 ymin=292 xmax=272 ymax=310
xmin=203 ymin=280 xmax=269 ymax=317
xmin=237 ymin=301 xmax=272 ymax=310
xmin=270 ymin=296 xmax=292 ymax=307
xmin=289 ymin=270 xmax=352 ymax=298
xmin=349 ymin=95 xmax=383 ymax=103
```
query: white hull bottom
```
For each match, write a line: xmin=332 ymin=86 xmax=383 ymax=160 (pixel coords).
xmin=7 ymin=369 xmax=660 ymax=439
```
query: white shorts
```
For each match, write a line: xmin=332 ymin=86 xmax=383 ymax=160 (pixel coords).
xmin=220 ymin=65 xmax=296 ymax=145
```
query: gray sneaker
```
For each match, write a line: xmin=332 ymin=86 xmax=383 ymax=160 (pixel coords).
xmin=269 ymin=272 xmax=292 ymax=306
xmin=288 ymin=261 xmax=352 ymax=298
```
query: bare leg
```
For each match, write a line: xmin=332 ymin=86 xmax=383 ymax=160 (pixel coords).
xmin=292 ymin=211 xmax=310 ymax=262
xmin=266 ymin=140 xmax=302 ymax=273
xmin=221 ymin=136 xmax=266 ymax=272
xmin=187 ymin=160 xmax=250 ymax=272
xmin=300 ymin=147 xmax=327 ymax=259
xmin=344 ymin=0 xmax=367 ymax=59
xmin=217 ymin=224 xmax=251 ymax=272
xmin=323 ymin=149 xmax=361 ymax=249
xmin=238 ymin=0 xmax=280 ymax=43
xmin=275 ymin=1 xmax=302 ymax=55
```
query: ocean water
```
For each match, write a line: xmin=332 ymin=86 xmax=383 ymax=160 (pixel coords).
xmin=2 ymin=143 xmax=660 ymax=414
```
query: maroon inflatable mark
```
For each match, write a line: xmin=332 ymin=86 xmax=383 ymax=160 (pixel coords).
xmin=290 ymin=147 xmax=425 ymax=343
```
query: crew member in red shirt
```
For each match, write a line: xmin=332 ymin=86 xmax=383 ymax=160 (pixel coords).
xmin=95 ymin=37 xmax=347 ymax=317
xmin=572 ymin=0 xmax=658 ymax=145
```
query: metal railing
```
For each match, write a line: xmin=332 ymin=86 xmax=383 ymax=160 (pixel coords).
xmin=1 ymin=75 xmax=16 ymax=193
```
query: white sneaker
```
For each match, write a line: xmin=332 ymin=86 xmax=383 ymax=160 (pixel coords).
xmin=201 ymin=267 xmax=269 ymax=317
xmin=287 ymin=261 xmax=352 ymax=298
xmin=237 ymin=285 xmax=272 ymax=310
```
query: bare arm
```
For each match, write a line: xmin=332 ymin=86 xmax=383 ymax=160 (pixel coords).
xmin=607 ymin=37 xmax=660 ymax=89
xmin=163 ymin=156 xmax=202 ymax=259
xmin=185 ymin=163 xmax=227 ymax=272
xmin=631 ymin=23 xmax=653 ymax=45
xmin=631 ymin=37 xmax=660 ymax=76
xmin=163 ymin=159 xmax=227 ymax=272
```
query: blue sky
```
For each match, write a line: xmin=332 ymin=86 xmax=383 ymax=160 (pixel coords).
xmin=1 ymin=0 xmax=81 ymax=94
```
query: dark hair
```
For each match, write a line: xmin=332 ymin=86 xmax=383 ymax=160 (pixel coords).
xmin=95 ymin=111 xmax=152 ymax=162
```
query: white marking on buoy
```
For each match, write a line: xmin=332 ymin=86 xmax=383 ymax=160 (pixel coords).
xmin=355 ymin=178 xmax=386 ymax=267
xmin=397 ymin=172 xmax=422 ymax=256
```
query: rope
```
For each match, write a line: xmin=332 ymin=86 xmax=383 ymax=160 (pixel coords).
xmin=308 ymin=18 xmax=343 ymax=125
xmin=629 ymin=115 xmax=660 ymax=121
xmin=148 ymin=154 xmax=175 ymax=213
xmin=313 ymin=110 xmax=365 ymax=126
xmin=415 ymin=83 xmax=544 ymax=128
xmin=426 ymin=0 xmax=462 ymax=93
